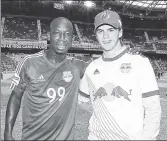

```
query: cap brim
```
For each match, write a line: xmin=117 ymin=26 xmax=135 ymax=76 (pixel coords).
xmin=95 ymin=23 xmax=118 ymax=31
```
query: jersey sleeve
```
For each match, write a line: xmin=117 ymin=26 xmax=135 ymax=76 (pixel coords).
xmin=10 ymin=57 xmax=29 ymax=92
xmin=78 ymin=69 xmax=90 ymax=103
xmin=137 ymin=57 xmax=161 ymax=140
xmin=138 ymin=57 xmax=159 ymax=97
xmin=71 ymin=58 xmax=89 ymax=78
xmin=79 ymin=68 xmax=90 ymax=97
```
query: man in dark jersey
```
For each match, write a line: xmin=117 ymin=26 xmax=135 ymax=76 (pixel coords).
xmin=4 ymin=17 xmax=86 ymax=140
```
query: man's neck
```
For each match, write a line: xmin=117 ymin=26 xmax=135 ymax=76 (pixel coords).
xmin=103 ymin=42 xmax=126 ymax=59
xmin=45 ymin=49 xmax=66 ymax=65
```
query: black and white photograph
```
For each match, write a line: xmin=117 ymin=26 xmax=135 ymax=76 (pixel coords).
xmin=1 ymin=0 xmax=167 ymax=140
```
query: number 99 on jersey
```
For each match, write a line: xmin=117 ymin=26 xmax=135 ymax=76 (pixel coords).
xmin=46 ymin=87 xmax=65 ymax=103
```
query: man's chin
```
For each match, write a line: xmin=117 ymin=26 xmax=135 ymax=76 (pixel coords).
xmin=56 ymin=49 xmax=68 ymax=54
xmin=102 ymin=47 xmax=114 ymax=51
xmin=100 ymin=44 xmax=113 ymax=51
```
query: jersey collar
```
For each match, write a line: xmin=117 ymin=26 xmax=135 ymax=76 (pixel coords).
xmin=102 ymin=48 xmax=128 ymax=62
xmin=42 ymin=50 xmax=67 ymax=68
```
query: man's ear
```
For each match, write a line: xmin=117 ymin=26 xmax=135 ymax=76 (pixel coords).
xmin=119 ymin=28 xmax=123 ymax=38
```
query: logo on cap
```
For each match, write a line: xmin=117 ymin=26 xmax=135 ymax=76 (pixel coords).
xmin=101 ymin=10 xmax=110 ymax=20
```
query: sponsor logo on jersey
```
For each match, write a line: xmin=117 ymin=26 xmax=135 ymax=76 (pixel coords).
xmin=37 ymin=75 xmax=46 ymax=81
xmin=93 ymin=87 xmax=107 ymax=101
xmin=111 ymin=86 xmax=131 ymax=101
xmin=62 ymin=71 xmax=73 ymax=82
xmin=93 ymin=85 xmax=131 ymax=102
xmin=94 ymin=69 xmax=100 ymax=75
xmin=120 ymin=63 xmax=132 ymax=73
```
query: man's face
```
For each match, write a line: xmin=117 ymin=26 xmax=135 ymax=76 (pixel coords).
xmin=96 ymin=24 xmax=122 ymax=51
xmin=50 ymin=21 xmax=73 ymax=54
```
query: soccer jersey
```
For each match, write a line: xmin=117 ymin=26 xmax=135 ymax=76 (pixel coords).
xmin=10 ymin=51 xmax=81 ymax=140
xmin=79 ymin=48 xmax=161 ymax=140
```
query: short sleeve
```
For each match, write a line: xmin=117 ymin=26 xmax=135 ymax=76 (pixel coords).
xmin=71 ymin=58 xmax=89 ymax=78
xmin=10 ymin=58 xmax=28 ymax=92
xmin=138 ymin=57 xmax=159 ymax=98
xmin=79 ymin=69 xmax=89 ymax=96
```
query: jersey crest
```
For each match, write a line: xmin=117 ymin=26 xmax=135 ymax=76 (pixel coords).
xmin=120 ymin=63 xmax=132 ymax=73
xmin=93 ymin=85 xmax=131 ymax=102
xmin=62 ymin=71 xmax=73 ymax=82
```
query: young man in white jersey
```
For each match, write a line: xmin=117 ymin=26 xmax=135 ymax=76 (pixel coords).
xmin=4 ymin=17 xmax=86 ymax=140
xmin=79 ymin=10 xmax=161 ymax=140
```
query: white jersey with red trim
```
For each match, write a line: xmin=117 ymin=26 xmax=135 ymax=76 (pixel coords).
xmin=79 ymin=49 xmax=161 ymax=140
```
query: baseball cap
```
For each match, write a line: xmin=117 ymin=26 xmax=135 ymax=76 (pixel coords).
xmin=94 ymin=10 xmax=122 ymax=30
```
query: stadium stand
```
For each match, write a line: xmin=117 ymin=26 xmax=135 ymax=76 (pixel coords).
xmin=40 ymin=19 xmax=52 ymax=40
xmin=157 ymin=58 xmax=167 ymax=72
xmin=156 ymin=43 xmax=167 ymax=50
xmin=77 ymin=23 xmax=97 ymax=44
xmin=3 ymin=17 xmax=38 ymax=40
xmin=1 ymin=14 xmax=167 ymax=79
xmin=123 ymin=30 xmax=146 ymax=46
xmin=72 ymin=23 xmax=80 ymax=43
xmin=1 ymin=53 xmax=16 ymax=72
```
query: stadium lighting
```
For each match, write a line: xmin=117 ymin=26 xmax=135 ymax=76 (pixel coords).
xmin=84 ymin=1 xmax=95 ymax=8
xmin=65 ymin=1 xmax=73 ymax=5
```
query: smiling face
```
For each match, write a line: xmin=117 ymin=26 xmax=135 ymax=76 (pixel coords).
xmin=50 ymin=18 xmax=73 ymax=54
xmin=96 ymin=24 xmax=122 ymax=52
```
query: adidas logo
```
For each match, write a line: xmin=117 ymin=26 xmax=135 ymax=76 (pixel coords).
xmin=37 ymin=75 xmax=46 ymax=81
xmin=94 ymin=69 xmax=100 ymax=75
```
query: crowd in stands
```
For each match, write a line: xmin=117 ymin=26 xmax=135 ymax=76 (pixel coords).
xmin=156 ymin=58 xmax=167 ymax=72
xmin=72 ymin=25 xmax=80 ymax=43
xmin=3 ymin=17 xmax=38 ymax=40
xmin=155 ymin=43 xmax=167 ymax=50
xmin=147 ymin=31 xmax=167 ymax=41
xmin=77 ymin=23 xmax=98 ymax=44
xmin=123 ymin=30 xmax=146 ymax=46
xmin=149 ymin=59 xmax=160 ymax=79
xmin=39 ymin=19 xmax=167 ymax=51
xmin=142 ymin=43 xmax=155 ymax=50
xmin=1 ymin=53 xmax=16 ymax=73
xmin=40 ymin=19 xmax=52 ymax=40
xmin=2 ymin=16 xmax=167 ymax=50
xmin=148 ymin=56 xmax=167 ymax=80
xmin=1 ymin=16 xmax=167 ymax=79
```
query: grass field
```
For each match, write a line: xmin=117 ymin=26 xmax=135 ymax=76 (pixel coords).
xmin=1 ymin=74 xmax=167 ymax=140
